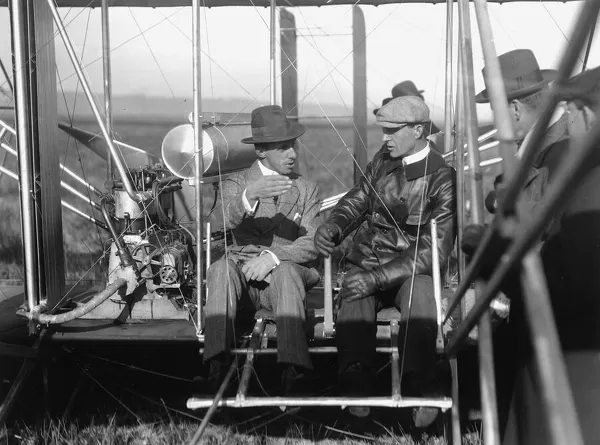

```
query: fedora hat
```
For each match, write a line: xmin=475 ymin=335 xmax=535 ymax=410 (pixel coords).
xmin=476 ymin=49 xmax=558 ymax=103
xmin=391 ymin=80 xmax=425 ymax=99
xmin=241 ymin=105 xmax=305 ymax=144
xmin=373 ymin=80 xmax=426 ymax=115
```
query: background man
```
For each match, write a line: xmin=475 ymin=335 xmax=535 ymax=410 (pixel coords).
xmin=202 ymin=105 xmax=322 ymax=395
xmin=315 ymin=96 xmax=456 ymax=425
xmin=463 ymin=49 xmax=600 ymax=444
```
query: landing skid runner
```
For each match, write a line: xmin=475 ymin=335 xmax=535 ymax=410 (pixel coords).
xmin=187 ymin=220 xmax=458 ymax=431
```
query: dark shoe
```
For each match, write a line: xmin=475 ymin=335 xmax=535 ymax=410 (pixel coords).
xmin=194 ymin=357 xmax=233 ymax=395
xmin=340 ymin=362 xmax=373 ymax=418
xmin=404 ymin=373 xmax=444 ymax=429
xmin=281 ymin=364 xmax=311 ymax=397
xmin=413 ymin=406 xmax=440 ymax=428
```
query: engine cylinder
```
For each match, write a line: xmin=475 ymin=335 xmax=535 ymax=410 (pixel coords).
xmin=160 ymin=243 xmax=189 ymax=285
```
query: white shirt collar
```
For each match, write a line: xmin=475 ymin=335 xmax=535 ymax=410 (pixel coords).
xmin=517 ymin=102 xmax=566 ymax=159
xmin=258 ymin=160 xmax=278 ymax=176
xmin=403 ymin=143 xmax=430 ymax=166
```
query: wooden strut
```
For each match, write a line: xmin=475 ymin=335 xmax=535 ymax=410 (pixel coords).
xmin=187 ymin=340 xmax=247 ymax=445
xmin=187 ymin=395 xmax=453 ymax=410
xmin=236 ymin=319 xmax=266 ymax=401
xmin=390 ymin=320 xmax=401 ymax=401
xmin=520 ymin=253 xmax=584 ymax=445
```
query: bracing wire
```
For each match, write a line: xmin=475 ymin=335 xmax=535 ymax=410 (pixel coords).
xmin=212 ymin=123 xmax=243 ymax=384
xmin=285 ymin=5 xmax=401 ymax=119
xmin=538 ymin=0 xmax=584 ymax=66
xmin=289 ymin=5 xmax=372 ymax=156
xmin=201 ymin=0 xmax=215 ymax=98
xmin=297 ymin=140 xmax=348 ymax=189
xmin=56 ymin=9 xmax=105 ymax=251
xmin=0 ymin=2 xmax=95 ymax=95
xmin=58 ymin=7 xmax=186 ymax=86
xmin=128 ymin=8 xmax=176 ymax=98
xmin=156 ymin=9 xmax=262 ymax=102
xmin=398 ymin=152 xmax=430 ymax=384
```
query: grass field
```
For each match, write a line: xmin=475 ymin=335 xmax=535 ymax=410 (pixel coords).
xmin=1 ymin=420 xmax=482 ymax=444
xmin=0 ymin=342 xmax=482 ymax=444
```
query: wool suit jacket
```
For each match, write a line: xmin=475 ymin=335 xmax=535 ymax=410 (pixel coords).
xmin=220 ymin=160 xmax=322 ymax=268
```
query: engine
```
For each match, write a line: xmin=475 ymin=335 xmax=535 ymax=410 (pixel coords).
xmin=103 ymin=165 xmax=196 ymax=304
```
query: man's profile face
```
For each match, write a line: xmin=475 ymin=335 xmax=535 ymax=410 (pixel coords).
xmin=258 ymin=139 xmax=298 ymax=175
xmin=381 ymin=124 xmax=419 ymax=158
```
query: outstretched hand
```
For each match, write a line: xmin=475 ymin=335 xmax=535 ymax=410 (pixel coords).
xmin=246 ymin=176 xmax=292 ymax=206
xmin=339 ymin=271 xmax=378 ymax=303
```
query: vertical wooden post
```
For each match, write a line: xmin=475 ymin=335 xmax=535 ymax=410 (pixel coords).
xmin=458 ymin=0 xmax=499 ymax=443
xmin=192 ymin=0 xmax=204 ymax=335
xmin=473 ymin=0 xmax=517 ymax=184
xmin=280 ymin=8 xmax=297 ymax=121
xmin=352 ymin=6 xmax=367 ymax=184
xmin=269 ymin=0 xmax=277 ymax=106
xmin=101 ymin=0 xmax=113 ymax=181
xmin=280 ymin=8 xmax=301 ymax=175
xmin=521 ymin=253 xmax=584 ymax=445
xmin=443 ymin=0 xmax=454 ymax=156
xmin=28 ymin=0 xmax=64 ymax=305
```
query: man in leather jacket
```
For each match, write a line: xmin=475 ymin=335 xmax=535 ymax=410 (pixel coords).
xmin=314 ymin=96 xmax=457 ymax=424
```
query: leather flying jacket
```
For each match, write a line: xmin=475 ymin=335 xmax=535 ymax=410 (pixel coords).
xmin=327 ymin=146 xmax=457 ymax=291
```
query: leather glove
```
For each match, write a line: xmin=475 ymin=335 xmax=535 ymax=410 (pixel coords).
xmin=314 ymin=223 xmax=342 ymax=258
xmin=338 ymin=270 xmax=380 ymax=303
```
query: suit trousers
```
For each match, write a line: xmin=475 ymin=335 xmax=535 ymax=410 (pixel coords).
xmin=203 ymin=255 xmax=317 ymax=369
xmin=336 ymin=267 xmax=437 ymax=383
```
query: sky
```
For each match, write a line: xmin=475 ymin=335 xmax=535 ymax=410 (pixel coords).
xmin=0 ymin=1 xmax=598 ymax=123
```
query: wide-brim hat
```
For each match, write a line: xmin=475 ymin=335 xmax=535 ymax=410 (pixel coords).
xmin=241 ymin=105 xmax=305 ymax=144
xmin=476 ymin=49 xmax=558 ymax=103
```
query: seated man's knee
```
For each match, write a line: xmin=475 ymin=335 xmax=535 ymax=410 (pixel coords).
xmin=207 ymin=258 xmax=238 ymax=278
xmin=407 ymin=274 xmax=434 ymax=292
xmin=271 ymin=262 xmax=303 ymax=282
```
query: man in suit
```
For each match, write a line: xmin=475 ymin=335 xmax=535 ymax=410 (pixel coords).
xmin=462 ymin=49 xmax=600 ymax=444
xmin=315 ymin=96 xmax=456 ymax=424
xmin=202 ymin=105 xmax=322 ymax=394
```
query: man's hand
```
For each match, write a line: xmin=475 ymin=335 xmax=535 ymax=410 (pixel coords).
xmin=245 ymin=176 xmax=293 ymax=206
xmin=241 ymin=255 xmax=277 ymax=282
xmin=314 ymin=223 xmax=342 ymax=258
xmin=461 ymin=224 xmax=487 ymax=259
xmin=461 ymin=223 xmax=514 ymax=283
xmin=339 ymin=270 xmax=379 ymax=303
